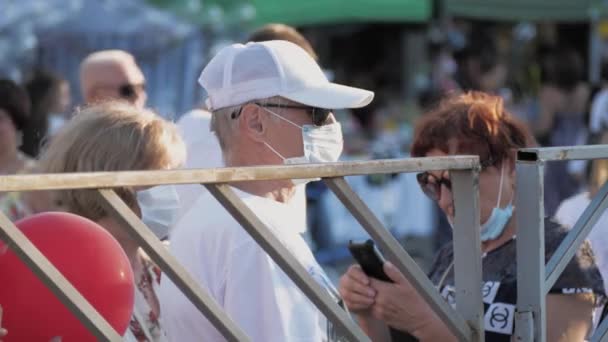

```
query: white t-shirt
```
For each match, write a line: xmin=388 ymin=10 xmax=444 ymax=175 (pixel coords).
xmin=554 ymin=192 xmax=608 ymax=294
xmin=174 ymin=109 xmax=307 ymax=233
xmin=159 ymin=188 xmax=336 ymax=341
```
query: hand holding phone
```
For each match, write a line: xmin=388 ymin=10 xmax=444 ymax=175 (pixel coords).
xmin=348 ymin=239 xmax=392 ymax=282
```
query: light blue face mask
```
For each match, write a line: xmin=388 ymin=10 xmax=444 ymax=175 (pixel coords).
xmin=136 ymin=185 xmax=181 ymax=240
xmin=480 ymin=164 xmax=514 ymax=242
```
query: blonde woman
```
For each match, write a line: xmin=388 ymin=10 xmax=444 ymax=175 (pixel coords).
xmin=37 ymin=102 xmax=185 ymax=341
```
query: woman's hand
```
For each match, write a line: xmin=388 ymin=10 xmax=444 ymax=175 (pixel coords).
xmin=368 ymin=262 xmax=456 ymax=341
xmin=338 ymin=264 xmax=376 ymax=314
xmin=367 ymin=262 xmax=430 ymax=332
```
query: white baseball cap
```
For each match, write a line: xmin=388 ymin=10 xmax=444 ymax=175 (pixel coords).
xmin=199 ymin=40 xmax=374 ymax=111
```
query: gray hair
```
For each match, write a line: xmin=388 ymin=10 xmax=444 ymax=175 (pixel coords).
xmin=211 ymin=96 xmax=286 ymax=157
xmin=210 ymin=104 xmax=241 ymax=155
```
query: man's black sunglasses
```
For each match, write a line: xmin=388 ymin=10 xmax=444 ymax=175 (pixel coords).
xmin=119 ymin=83 xmax=146 ymax=99
xmin=255 ymin=103 xmax=332 ymax=126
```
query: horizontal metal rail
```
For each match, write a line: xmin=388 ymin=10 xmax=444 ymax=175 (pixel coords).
xmin=0 ymin=156 xmax=479 ymax=192
xmin=518 ymin=145 xmax=608 ymax=162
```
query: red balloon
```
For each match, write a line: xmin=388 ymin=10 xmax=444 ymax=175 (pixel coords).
xmin=0 ymin=212 xmax=134 ymax=341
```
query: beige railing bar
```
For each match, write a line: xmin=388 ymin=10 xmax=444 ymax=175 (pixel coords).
xmin=0 ymin=157 xmax=479 ymax=192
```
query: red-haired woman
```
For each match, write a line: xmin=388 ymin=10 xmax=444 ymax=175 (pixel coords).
xmin=338 ymin=91 xmax=605 ymax=341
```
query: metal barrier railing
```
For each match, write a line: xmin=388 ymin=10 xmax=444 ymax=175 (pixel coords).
xmin=0 ymin=156 xmax=484 ymax=341
xmin=514 ymin=145 xmax=608 ymax=342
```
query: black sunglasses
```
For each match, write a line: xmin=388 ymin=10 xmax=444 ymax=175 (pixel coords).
xmin=416 ymin=158 xmax=495 ymax=201
xmin=255 ymin=102 xmax=332 ymax=126
xmin=119 ymin=83 xmax=146 ymax=99
xmin=416 ymin=172 xmax=452 ymax=201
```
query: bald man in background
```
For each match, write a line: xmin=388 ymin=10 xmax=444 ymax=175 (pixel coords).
xmin=79 ymin=50 xmax=147 ymax=108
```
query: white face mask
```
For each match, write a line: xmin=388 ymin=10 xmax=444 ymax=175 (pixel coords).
xmin=136 ymin=185 xmax=181 ymax=240
xmin=48 ymin=113 xmax=67 ymax=136
xmin=262 ymin=107 xmax=344 ymax=185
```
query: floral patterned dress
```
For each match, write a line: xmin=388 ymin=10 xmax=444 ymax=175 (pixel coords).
xmin=124 ymin=251 xmax=168 ymax=342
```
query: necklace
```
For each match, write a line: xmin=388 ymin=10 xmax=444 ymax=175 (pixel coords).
xmin=437 ymin=235 xmax=516 ymax=290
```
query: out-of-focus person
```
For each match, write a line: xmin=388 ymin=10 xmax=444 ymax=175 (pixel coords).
xmin=159 ymin=40 xmax=373 ymax=341
xmin=454 ymin=35 xmax=507 ymax=95
xmin=589 ymin=63 xmax=608 ymax=140
xmin=339 ymin=91 xmax=604 ymax=341
xmin=248 ymin=23 xmax=318 ymax=61
xmin=0 ymin=79 xmax=33 ymax=178
xmin=0 ymin=164 xmax=55 ymax=222
xmin=0 ymin=79 xmax=54 ymax=220
xmin=80 ymin=50 xmax=147 ymax=108
xmin=38 ymin=102 xmax=185 ymax=341
xmin=534 ymin=48 xmax=590 ymax=217
xmin=22 ymin=69 xmax=71 ymax=158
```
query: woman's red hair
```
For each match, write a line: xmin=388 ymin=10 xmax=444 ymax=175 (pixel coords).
xmin=411 ymin=91 xmax=535 ymax=165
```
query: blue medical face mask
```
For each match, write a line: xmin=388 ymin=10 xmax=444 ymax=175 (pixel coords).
xmin=480 ymin=164 xmax=513 ymax=242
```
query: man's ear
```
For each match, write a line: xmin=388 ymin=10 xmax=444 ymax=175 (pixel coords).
xmin=240 ymin=103 xmax=266 ymax=142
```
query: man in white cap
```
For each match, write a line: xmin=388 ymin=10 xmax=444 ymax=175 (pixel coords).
xmin=159 ymin=40 xmax=373 ymax=341
xmin=174 ymin=24 xmax=318 ymax=229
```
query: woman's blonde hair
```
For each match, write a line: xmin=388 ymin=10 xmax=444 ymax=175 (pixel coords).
xmin=38 ymin=101 xmax=186 ymax=221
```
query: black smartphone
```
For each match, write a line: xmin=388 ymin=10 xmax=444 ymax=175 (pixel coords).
xmin=348 ymin=239 xmax=392 ymax=282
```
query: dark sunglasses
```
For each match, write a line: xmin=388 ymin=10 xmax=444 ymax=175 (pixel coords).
xmin=416 ymin=158 xmax=496 ymax=201
xmin=119 ymin=83 xmax=145 ymax=99
xmin=255 ymin=102 xmax=332 ymax=126
xmin=416 ymin=172 xmax=452 ymax=201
